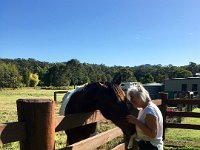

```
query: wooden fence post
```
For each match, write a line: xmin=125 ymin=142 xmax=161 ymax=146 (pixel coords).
xmin=159 ymin=92 xmax=168 ymax=140
xmin=17 ymin=99 xmax=55 ymax=150
xmin=54 ymin=92 xmax=57 ymax=102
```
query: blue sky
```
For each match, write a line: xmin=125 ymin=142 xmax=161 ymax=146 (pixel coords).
xmin=0 ymin=0 xmax=200 ymax=67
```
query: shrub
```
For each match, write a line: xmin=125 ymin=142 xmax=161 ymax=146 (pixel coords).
xmin=29 ymin=73 xmax=40 ymax=87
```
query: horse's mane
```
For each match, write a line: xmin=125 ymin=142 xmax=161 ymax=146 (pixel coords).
xmin=83 ymin=82 xmax=126 ymax=101
xmin=112 ymin=84 xmax=126 ymax=101
xmin=97 ymin=82 xmax=126 ymax=102
xmin=84 ymin=82 xmax=126 ymax=102
xmin=60 ymin=82 xmax=126 ymax=115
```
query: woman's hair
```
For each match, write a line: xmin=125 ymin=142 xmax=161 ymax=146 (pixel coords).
xmin=127 ymin=85 xmax=151 ymax=102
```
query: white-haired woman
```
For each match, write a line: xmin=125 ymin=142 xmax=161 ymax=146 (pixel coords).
xmin=126 ymin=85 xmax=163 ymax=150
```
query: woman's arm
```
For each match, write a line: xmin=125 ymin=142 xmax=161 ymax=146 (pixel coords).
xmin=126 ymin=114 xmax=158 ymax=138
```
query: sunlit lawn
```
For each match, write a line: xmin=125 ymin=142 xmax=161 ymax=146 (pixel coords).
xmin=0 ymin=87 xmax=66 ymax=149
xmin=164 ymin=108 xmax=200 ymax=150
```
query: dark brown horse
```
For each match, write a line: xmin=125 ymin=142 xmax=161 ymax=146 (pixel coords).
xmin=59 ymin=80 xmax=138 ymax=146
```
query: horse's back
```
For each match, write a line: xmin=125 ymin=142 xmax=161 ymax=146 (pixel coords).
xmin=59 ymin=85 xmax=86 ymax=115
xmin=59 ymin=89 xmax=75 ymax=115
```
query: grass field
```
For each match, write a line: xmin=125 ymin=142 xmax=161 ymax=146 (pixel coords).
xmin=164 ymin=108 xmax=200 ymax=150
xmin=0 ymin=87 xmax=66 ymax=150
xmin=0 ymin=88 xmax=200 ymax=150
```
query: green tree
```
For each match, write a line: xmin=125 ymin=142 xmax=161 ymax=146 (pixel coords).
xmin=176 ymin=68 xmax=192 ymax=78
xmin=106 ymin=74 xmax=112 ymax=82
xmin=155 ymin=74 xmax=166 ymax=83
xmin=0 ymin=62 xmax=22 ymax=88
xmin=66 ymin=59 xmax=82 ymax=86
xmin=185 ymin=62 xmax=199 ymax=76
xmin=119 ymin=68 xmax=133 ymax=82
xmin=44 ymin=64 xmax=71 ymax=86
xmin=22 ymin=69 xmax=31 ymax=87
xmin=140 ymin=73 xmax=154 ymax=84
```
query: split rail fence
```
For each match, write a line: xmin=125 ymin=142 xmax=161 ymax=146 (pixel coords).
xmin=1 ymin=93 xmax=200 ymax=150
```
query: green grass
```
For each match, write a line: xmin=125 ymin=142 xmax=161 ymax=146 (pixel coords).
xmin=1 ymin=88 xmax=200 ymax=149
xmin=164 ymin=108 xmax=200 ymax=150
xmin=0 ymin=87 xmax=66 ymax=149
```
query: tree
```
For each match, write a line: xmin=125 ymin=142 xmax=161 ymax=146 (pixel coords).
xmin=0 ymin=62 xmax=22 ymax=88
xmin=119 ymin=68 xmax=134 ymax=82
xmin=140 ymin=73 xmax=154 ymax=84
xmin=29 ymin=73 xmax=40 ymax=87
xmin=0 ymin=58 xmax=199 ymax=88
xmin=22 ymin=69 xmax=31 ymax=87
xmin=66 ymin=59 xmax=82 ymax=86
xmin=155 ymin=74 xmax=166 ymax=83
xmin=44 ymin=64 xmax=71 ymax=86
xmin=185 ymin=62 xmax=199 ymax=76
xmin=106 ymin=74 xmax=112 ymax=82
xmin=176 ymin=68 xmax=192 ymax=78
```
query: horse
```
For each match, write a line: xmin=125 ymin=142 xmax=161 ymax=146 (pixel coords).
xmin=59 ymin=80 xmax=138 ymax=147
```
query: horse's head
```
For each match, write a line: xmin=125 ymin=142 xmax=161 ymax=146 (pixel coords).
xmin=83 ymin=83 xmax=137 ymax=135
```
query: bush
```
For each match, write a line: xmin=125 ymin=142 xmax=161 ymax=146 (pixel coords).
xmin=29 ymin=73 xmax=40 ymax=87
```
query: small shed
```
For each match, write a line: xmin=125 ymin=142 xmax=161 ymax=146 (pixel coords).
xmin=143 ymin=83 xmax=164 ymax=99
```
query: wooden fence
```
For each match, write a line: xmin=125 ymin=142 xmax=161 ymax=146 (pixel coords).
xmin=160 ymin=92 xmax=200 ymax=139
xmin=0 ymin=99 xmax=125 ymax=150
xmin=1 ymin=93 xmax=200 ymax=150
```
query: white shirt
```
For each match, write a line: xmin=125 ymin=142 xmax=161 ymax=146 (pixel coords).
xmin=136 ymin=102 xmax=163 ymax=149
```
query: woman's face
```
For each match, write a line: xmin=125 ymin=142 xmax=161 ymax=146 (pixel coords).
xmin=130 ymin=95 xmax=142 ymax=108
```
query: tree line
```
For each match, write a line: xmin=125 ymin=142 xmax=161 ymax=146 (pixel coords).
xmin=0 ymin=58 xmax=199 ymax=88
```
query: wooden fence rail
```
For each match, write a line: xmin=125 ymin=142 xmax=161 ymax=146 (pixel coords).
xmin=162 ymin=95 xmax=200 ymax=139
xmin=1 ymin=93 xmax=200 ymax=149
xmin=63 ymin=127 xmax=123 ymax=150
xmin=55 ymin=111 xmax=105 ymax=132
xmin=0 ymin=122 xmax=26 ymax=145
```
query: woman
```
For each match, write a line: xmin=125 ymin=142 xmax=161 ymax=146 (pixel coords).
xmin=126 ymin=85 xmax=163 ymax=150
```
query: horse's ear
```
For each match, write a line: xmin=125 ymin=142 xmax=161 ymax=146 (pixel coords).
xmin=112 ymin=75 xmax=122 ymax=85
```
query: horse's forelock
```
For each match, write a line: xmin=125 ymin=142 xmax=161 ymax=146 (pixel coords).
xmin=112 ymin=84 xmax=126 ymax=102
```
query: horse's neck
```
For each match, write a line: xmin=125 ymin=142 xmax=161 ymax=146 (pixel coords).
xmin=60 ymin=87 xmax=85 ymax=115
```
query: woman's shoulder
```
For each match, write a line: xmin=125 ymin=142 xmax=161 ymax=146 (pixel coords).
xmin=146 ymin=102 xmax=157 ymax=109
xmin=144 ymin=103 xmax=158 ymax=115
xmin=145 ymin=105 xmax=155 ymax=112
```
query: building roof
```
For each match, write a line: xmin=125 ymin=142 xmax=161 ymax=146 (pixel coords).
xmin=166 ymin=77 xmax=200 ymax=80
xmin=143 ymin=83 xmax=163 ymax=86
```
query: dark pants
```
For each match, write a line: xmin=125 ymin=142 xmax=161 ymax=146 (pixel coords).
xmin=137 ymin=140 xmax=158 ymax=150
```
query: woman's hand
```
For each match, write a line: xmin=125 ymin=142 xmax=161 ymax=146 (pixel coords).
xmin=126 ymin=115 xmax=138 ymax=124
xmin=126 ymin=114 xmax=158 ymax=138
